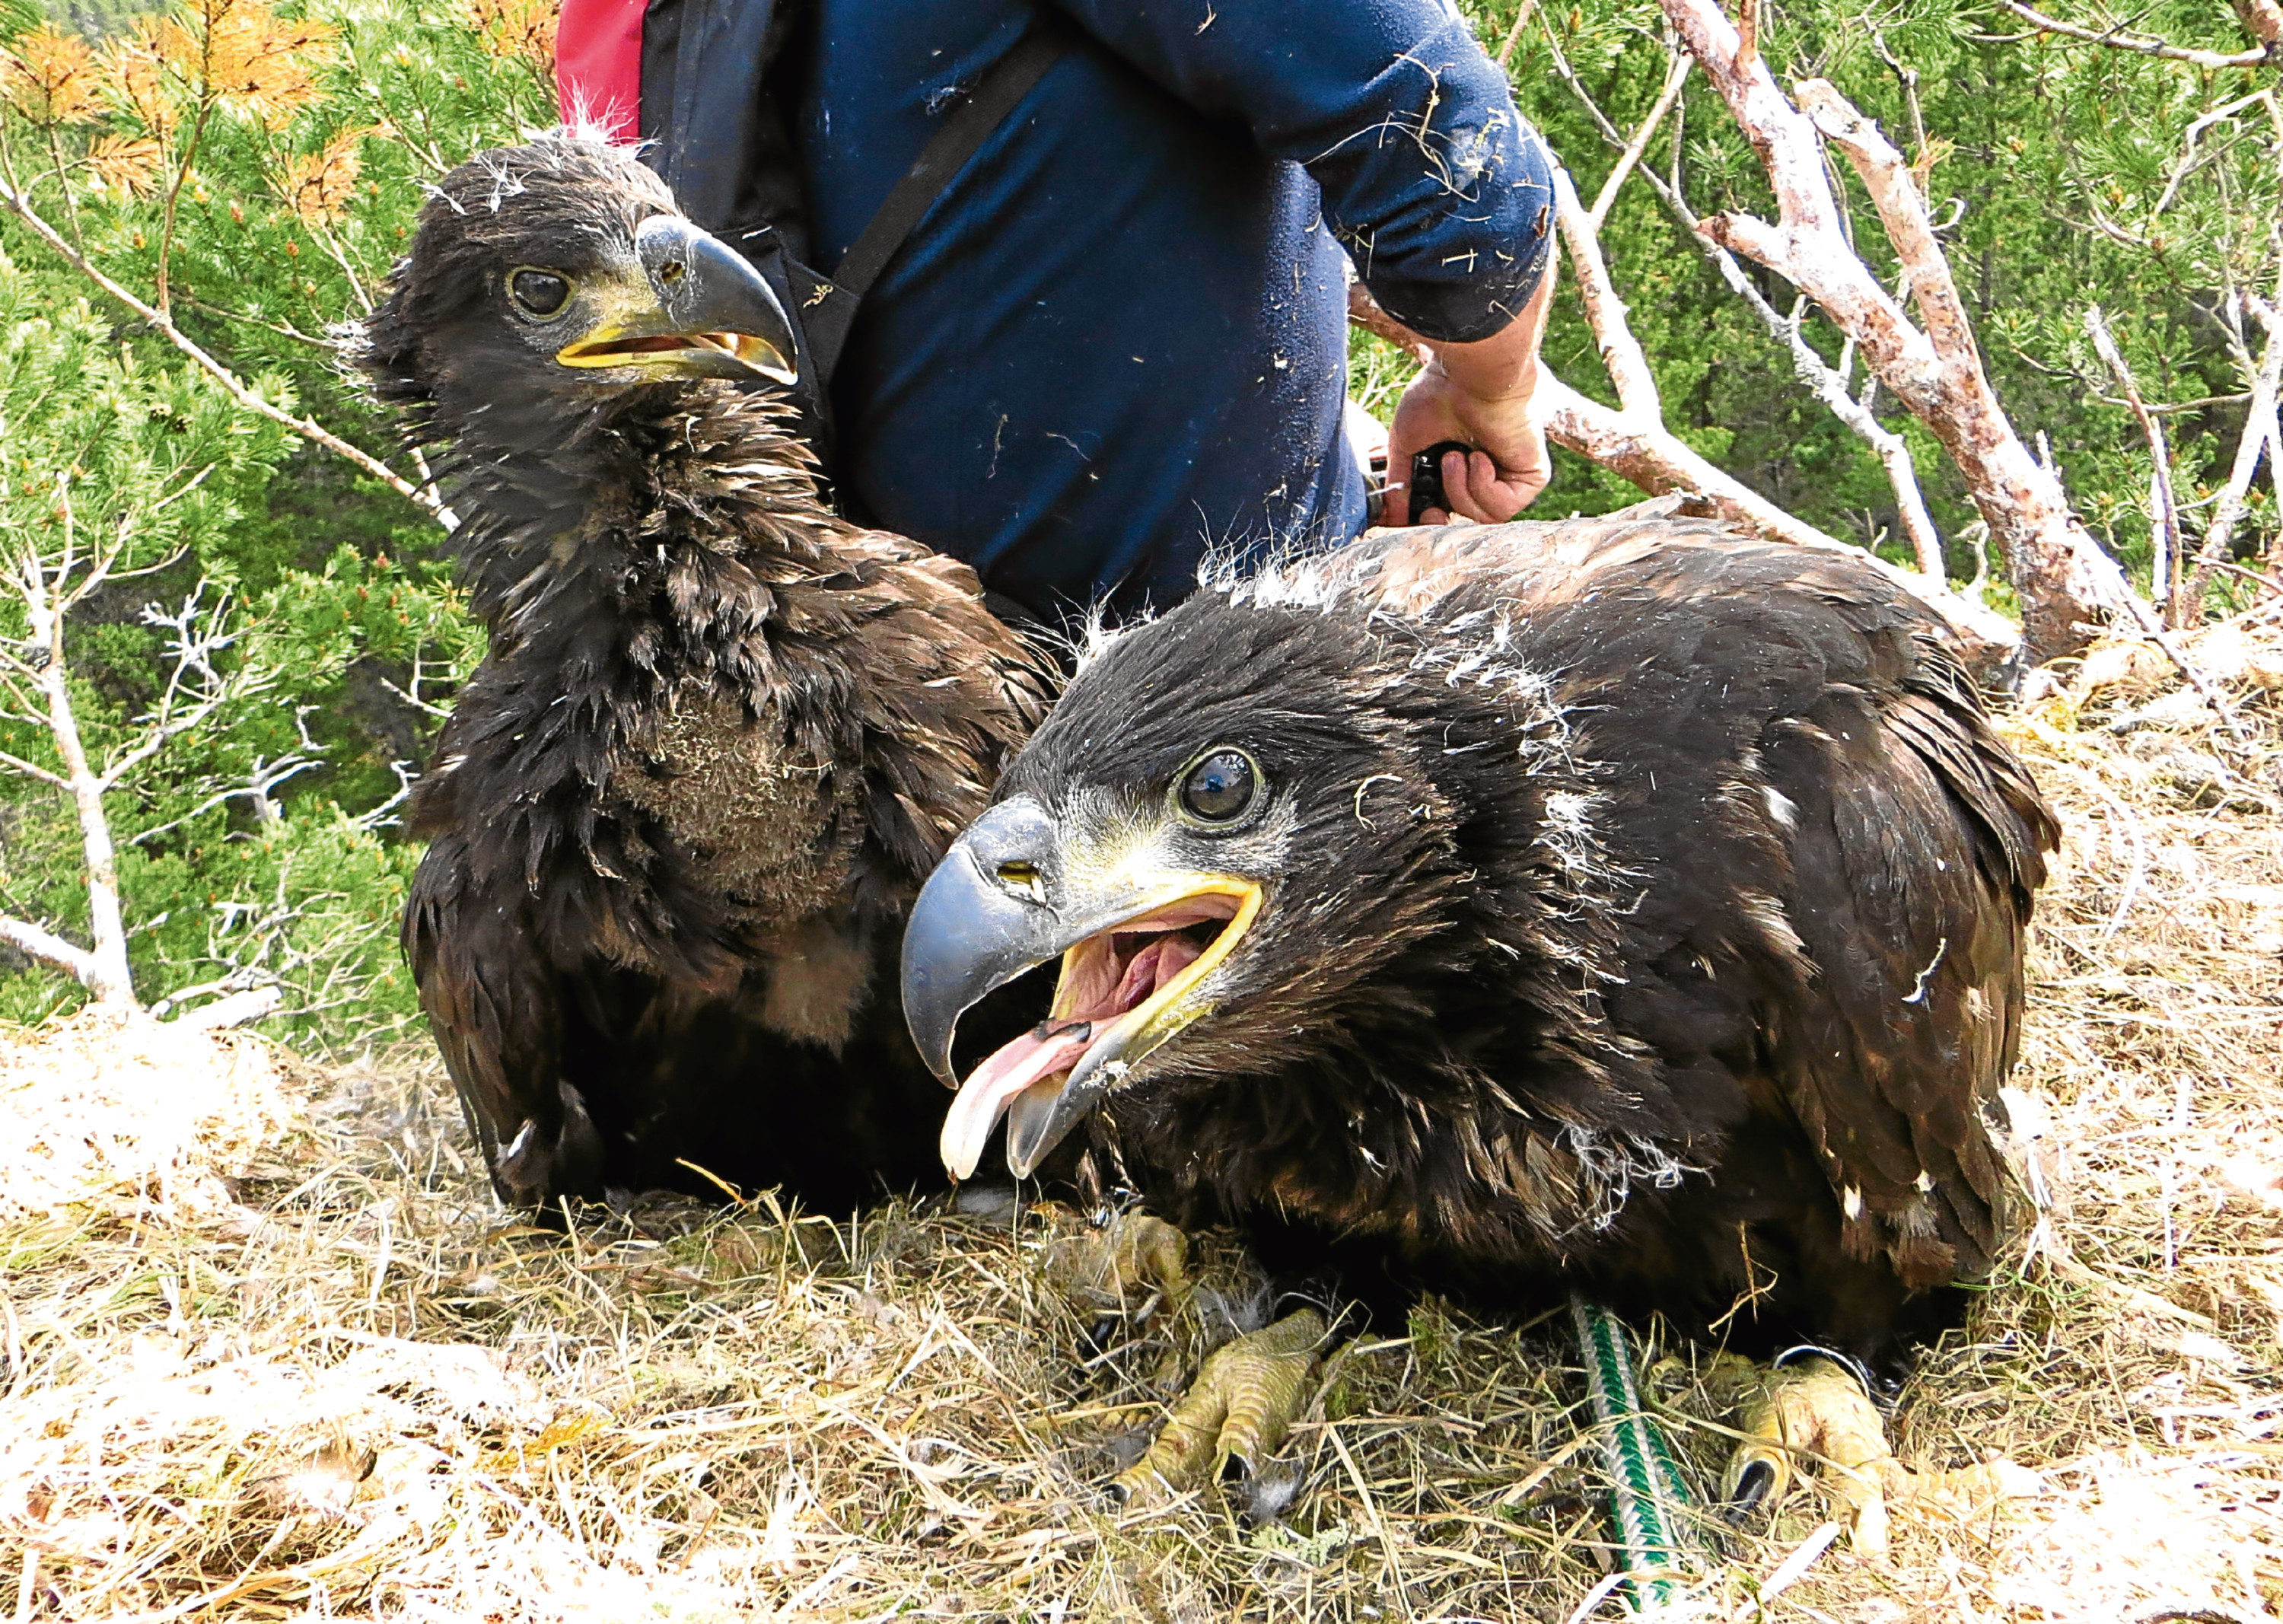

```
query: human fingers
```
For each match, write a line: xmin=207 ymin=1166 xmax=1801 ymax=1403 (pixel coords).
xmin=1448 ymin=438 xmax=1549 ymax=524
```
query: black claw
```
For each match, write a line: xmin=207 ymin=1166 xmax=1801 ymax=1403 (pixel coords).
xmin=1722 ymin=1459 xmax=1778 ymax=1526
xmin=1218 ymin=1452 xmax=1253 ymax=1485
xmin=1081 ymin=1313 xmax=1123 ymax=1357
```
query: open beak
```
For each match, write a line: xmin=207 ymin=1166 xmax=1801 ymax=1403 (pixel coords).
xmin=556 ymin=215 xmax=798 ymax=383
xmin=901 ymin=796 xmax=1262 ymax=1180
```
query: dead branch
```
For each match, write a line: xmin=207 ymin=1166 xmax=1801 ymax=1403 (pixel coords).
xmin=1531 ymin=371 xmax=1845 ymax=551
xmin=1753 ymin=289 xmax=1946 ymax=577
xmin=10 ymin=483 xmax=136 ymax=1005
xmin=102 ymin=590 xmax=275 ymax=788
xmin=1494 ymin=0 xmax=1541 ymax=68
xmin=1551 ymin=168 xmax=1659 ymax=419
xmin=349 ymin=761 xmax=420 ymax=833
xmin=2253 ymin=294 xmax=2283 ymax=486
xmin=126 ymin=752 xmax=324 ymax=849
xmin=1541 ymin=23 xmax=1946 ymax=578
xmin=0 ymin=522 xmax=292 ymax=1005
xmin=1660 ymin=0 xmax=2141 ymax=660
xmin=2151 ymin=88 xmax=2277 ymax=215
xmin=0 ymin=174 xmax=452 ymax=530
xmin=1998 ymin=0 xmax=2277 ymax=68
xmin=2183 ymin=288 xmax=2283 ymax=615
xmin=0 ymin=915 xmax=102 ymax=985
xmin=2240 ymin=0 xmax=2283 ymax=53
xmin=2084 ymin=308 xmax=2186 ymax=624
xmin=1587 ymin=51 xmax=1691 ymax=232
xmin=2095 ymin=389 xmax=2256 ymax=416
xmin=1532 ymin=390 xmax=2023 ymax=675
xmin=171 ymin=984 xmax=282 ymax=1030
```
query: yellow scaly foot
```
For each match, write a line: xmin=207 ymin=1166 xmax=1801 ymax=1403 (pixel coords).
xmin=1110 ymin=1307 xmax=1328 ymax=1504
xmin=1720 ymin=1354 xmax=2036 ymax=1556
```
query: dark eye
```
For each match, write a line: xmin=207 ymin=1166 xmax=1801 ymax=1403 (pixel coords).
xmin=508 ymin=268 xmax=572 ymax=317
xmin=1179 ymin=750 xmax=1260 ymax=824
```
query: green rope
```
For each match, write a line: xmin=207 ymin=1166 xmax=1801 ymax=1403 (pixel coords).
xmin=1571 ymin=1298 xmax=1697 ymax=1616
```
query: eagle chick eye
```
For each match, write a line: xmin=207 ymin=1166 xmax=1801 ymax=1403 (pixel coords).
xmin=508 ymin=268 xmax=572 ymax=318
xmin=1177 ymin=749 xmax=1260 ymax=826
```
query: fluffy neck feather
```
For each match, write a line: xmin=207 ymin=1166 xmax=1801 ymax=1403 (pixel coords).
xmin=428 ymin=380 xmax=840 ymax=635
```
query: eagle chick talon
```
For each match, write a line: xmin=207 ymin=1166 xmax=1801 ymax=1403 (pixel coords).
xmin=1110 ymin=1307 xmax=1328 ymax=1505
xmin=1722 ymin=1356 xmax=1897 ymax=1549
xmin=1049 ymin=1212 xmax=1196 ymax=1380
xmin=1718 ymin=1355 xmax=2033 ymax=1558
xmin=1720 ymin=1456 xmax=1782 ymax=1527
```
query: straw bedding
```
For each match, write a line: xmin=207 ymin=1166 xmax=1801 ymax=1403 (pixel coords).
xmin=2 ymin=626 xmax=2279 ymax=1622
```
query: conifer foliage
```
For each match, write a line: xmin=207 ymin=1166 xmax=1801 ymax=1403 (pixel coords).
xmin=0 ymin=0 xmax=546 ymax=1039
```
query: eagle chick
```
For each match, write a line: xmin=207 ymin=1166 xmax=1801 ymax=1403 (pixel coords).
xmin=363 ymin=135 xmax=1048 ymax=1208
xmin=904 ymin=511 xmax=2056 ymax=1363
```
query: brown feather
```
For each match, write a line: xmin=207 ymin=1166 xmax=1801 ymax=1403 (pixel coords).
xmin=368 ymin=136 xmax=1051 ymax=1206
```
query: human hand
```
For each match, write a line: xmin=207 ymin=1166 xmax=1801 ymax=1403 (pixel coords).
xmin=1374 ymin=257 xmax=1557 ymax=528
xmin=1383 ymin=364 xmax=1550 ymax=527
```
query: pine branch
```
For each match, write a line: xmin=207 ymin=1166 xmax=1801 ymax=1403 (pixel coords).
xmin=1997 ymin=0 xmax=2276 ymax=68
xmin=0 ymin=174 xmax=452 ymax=529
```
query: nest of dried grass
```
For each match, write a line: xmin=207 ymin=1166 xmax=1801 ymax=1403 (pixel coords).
xmin=2 ymin=624 xmax=2280 ymax=1623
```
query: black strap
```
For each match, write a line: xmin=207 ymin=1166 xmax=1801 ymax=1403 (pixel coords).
xmin=803 ymin=21 xmax=1068 ymax=388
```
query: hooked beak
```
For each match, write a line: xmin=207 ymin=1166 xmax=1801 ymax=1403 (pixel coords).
xmin=901 ymin=797 xmax=1262 ymax=1180
xmin=556 ymin=215 xmax=798 ymax=383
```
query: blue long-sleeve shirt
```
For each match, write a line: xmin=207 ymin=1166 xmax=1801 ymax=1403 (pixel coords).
xmin=797 ymin=0 xmax=1555 ymax=621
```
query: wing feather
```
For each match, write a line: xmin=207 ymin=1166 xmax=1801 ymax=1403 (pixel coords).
xmin=403 ymin=830 xmax=601 ymax=1204
xmin=1762 ymin=651 xmax=2053 ymax=1285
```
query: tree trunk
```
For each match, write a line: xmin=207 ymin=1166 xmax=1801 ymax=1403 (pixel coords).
xmin=38 ymin=655 xmax=138 ymax=1008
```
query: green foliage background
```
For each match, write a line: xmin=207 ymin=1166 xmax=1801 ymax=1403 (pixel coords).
xmin=1471 ymin=0 xmax=2281 ymax=584
xmin=0 ymin=0 xmax=2272 ymax=1050
xmin=0 ymin=0 xmax=547 ymax=1043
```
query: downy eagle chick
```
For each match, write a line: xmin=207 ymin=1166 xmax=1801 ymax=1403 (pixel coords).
xmin=903 ymin=510 xmax=2056 ymax=1511
xmin=361 ymin=134 xmax=1048 ymax=1209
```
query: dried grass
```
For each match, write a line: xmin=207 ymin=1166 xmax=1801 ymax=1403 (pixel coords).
xmin=3 ymin=626 xmax=2281 ymax=1622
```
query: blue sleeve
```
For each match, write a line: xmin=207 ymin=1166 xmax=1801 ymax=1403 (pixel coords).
xmin=1049 ymin=0 xmax=1555 ymax=343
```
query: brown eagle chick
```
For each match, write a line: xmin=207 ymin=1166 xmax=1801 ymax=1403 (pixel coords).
xmin=360 ymin=134 xmax=1048 ymax=1208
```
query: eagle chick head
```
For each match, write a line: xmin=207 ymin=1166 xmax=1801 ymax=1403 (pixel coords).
xmin=357 ymin=132 xmax=797 ymax=460
xmin=905 ymin=584 xmax=1556 ymax=1182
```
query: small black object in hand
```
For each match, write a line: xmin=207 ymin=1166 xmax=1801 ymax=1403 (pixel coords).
xmin=1407 ymin=440 xmax=1476 ymax=521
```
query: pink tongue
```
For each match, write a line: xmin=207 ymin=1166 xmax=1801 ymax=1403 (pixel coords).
xmin=938 ymin=930 xmax=1212 ymax=1180
xmin=940 ymin=1022 xmax=1095 ymax=1180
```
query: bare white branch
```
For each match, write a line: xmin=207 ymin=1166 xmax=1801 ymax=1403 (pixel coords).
xmin=2186 ymin=288 xmax=2283 ymax=610
xmin=1996 ymin=0 xmax=2275 ymax=69
xmin=1587 ymin=51 xmax=1692 ymax=232
xmin=0 ymin=915 xmax=100 ymax=986
xmin=1542 ymin=31 xmax=1947 ymax=578
xmin=2085 ymin=307 xmax=2186 ymax=621
xmin=1659 ymin=0 xmax=2146 ymax=661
